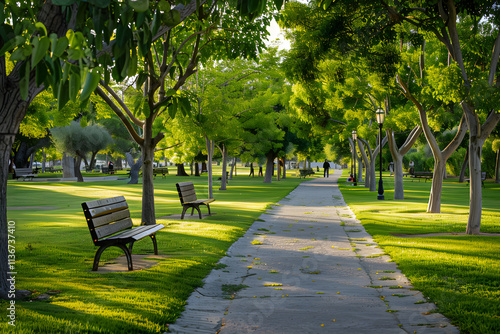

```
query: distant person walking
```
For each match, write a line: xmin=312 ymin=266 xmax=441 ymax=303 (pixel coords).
xmin=323 ymin=159 xmax=331 ymax=178
xmin=108 ymin=161 xmax=114 ymax=174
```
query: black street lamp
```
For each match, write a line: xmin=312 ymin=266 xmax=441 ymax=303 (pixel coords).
xmin=376 ymin=108 xmax=385 ymax=200
xmin=352 ymin=130 xmax=357 ymax=186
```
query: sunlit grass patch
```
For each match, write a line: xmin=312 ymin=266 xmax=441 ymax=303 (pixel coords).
xmin=4 ymin=173 xmax=305 ymax=333
xmin=340 ymin=172 xmax=500 ymax=333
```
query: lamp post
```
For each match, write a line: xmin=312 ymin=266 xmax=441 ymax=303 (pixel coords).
xmin=376 ymin=108 xmax=385 ymax=200
xmin=352 ymin=130 xmax=357 ymax=186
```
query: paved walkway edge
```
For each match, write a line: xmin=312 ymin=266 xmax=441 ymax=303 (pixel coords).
xmin=168 ymin=171 xmax=458 ymax=334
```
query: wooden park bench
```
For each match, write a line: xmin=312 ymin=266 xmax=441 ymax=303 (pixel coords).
xmin=46 ymin=166 xmax=62 ymax=173
xmin=465 ymin=171 xmax=486 ymax=188
xmin=412 ymin=171 xmax=433 ymax=182
xmin=176 ymin=181 xmax=215 ymax=219
xmin=81 ymin=196 xmax=164 ymax=271
xmin=298 ymin=169 xmax=315 ymax=179
xmin=153 ymin=167 xmax=169 ymax=179
xmin=101 ymin=166 xmax=115 ymax=174
xmin=13 ymin=168 xmax=37 ymax=181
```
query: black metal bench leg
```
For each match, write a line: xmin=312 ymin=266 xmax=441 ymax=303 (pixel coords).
xmin=150 ymin=234 xmax=158 ymax=255
xmin=181 ymin=206 xmax=189 ymax=219
xmin=206 ymin=204 xmax=211 ymax=216
xmin=93 ymin=244 xmax=133 ymax=271
xmin=194 ymin=205 xmax=202 ymax=219
xmin=190 ymin=207 xmax=195 ymax=216
xmin=128 ymin=241 xmax=135 ymax=254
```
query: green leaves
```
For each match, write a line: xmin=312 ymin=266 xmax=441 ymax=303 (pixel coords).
xmin=80 ymin=70 xmax=101 ymax=102
xmin=31 ymin=36 xmax=50 ymax=69
xmin=51 ymin=34 xmax=69 ymax=59
xmin=319 ymin=0 xmax=333 ymax=10
xmin=162 ymin=9 xmax=181 ymax=27
xmin=128 ymin=0 xmax=149 ymax=12
xmin=52 ymin=0 xmax=77 ymax=5
xmin=66 ymin=29 xmax=86 ymax=60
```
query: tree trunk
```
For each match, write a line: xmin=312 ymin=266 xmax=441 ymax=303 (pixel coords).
xmin=42 ymin=147 xmax=46 ymax=173
xmin=461 ymin=101 xmax=500 ymax=234
xmin=495 ymin=149 xmax=500 ymax=183
xmin=263 ymin=151 xmax=274 ymax=183
xmin=387 ymin=126 xmax=422 ymax=200
xmin=229 ymin=157 xmax=235 ymax=180
xmin=219 ymin=144 xmax=228 ymax=190
xmin=74 ymin=156 xmax=84 ymax=182
xmin=176 ymin=164 xmax=189 ymax=176
xmin=357 ymin=155 xmax=363 ymax=183
xmin=357 ymin=139 xmax=370 ymax=189
xmin=205 ymin=135 xmax=214 ymax=199
xmin=0 ymin=132 xmax=18 ymax=299
xmin=141 ymin=119 xmax=156 ymax=225
xmin=194 ymin=162 xmax=200 ymax=176
xmin=393 ymin=154 xmax=404 ymax=199
xmin=368 ymin=157 xmax=377 ymax=191
xmin=62 ymin=153 xmax=74 ymax=178
xmin=89 ymin=151 xmax=99 ymax=169
xmin=427 ymin=160 xmax=446 ymax=213
xmin=0 ymin=0 xmax=71 ymax=298
xmin=126 ymin=152 xmax=142 ymax=184
xmin=277 ymin=158 xmax=281 ymax=181
xmin=459 ymin=147 xmax=468 ymax=183
xmin=466 ymin=138 xmax=483 ymax=234
xmin=282 ymin=157 xmax=287 ymax=179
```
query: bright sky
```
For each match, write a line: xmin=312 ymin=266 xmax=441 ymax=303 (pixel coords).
xmin=266 ymin=18 xmax=291 ymax=50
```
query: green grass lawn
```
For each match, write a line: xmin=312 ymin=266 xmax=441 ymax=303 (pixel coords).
xmin=1 ymin=167 xmax=309 ymax=334
xmin=4 ymin=168 xmax=499 ymax=333
xmin=340 ymin=174 xmax=500 ymax=334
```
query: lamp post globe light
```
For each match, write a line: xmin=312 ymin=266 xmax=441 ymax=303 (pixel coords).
xmin=376 ymin=108 xmax=385 ymax=200
xmin=352 ymin=130 xmax=357 ymax=186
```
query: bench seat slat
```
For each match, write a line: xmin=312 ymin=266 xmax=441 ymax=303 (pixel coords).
xmin=106 ymin=224 xmax=164 ymax=241
xmin=184 ymin=198 xmax=215 ymax=205
xmin=95 ymin=218 xmax=133 ymax=239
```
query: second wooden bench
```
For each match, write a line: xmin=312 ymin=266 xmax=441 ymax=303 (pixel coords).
xmin=176 ymin=181 xmax=215 ymax=219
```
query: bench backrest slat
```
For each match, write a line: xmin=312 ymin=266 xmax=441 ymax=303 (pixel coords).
xmin=15 ymin=168 xmax=33 ymax=176
xmin=87 ymin=201 xmax=129 ymax=218
xmin=176 ymin=182 xmax=197 ymax=204
xmin=82 ymin=196 xmax=134 ymax=244
xmin=91 ymin=209 xmax=131 ymax=228
xmin=95 ymin=218 xmax=133 ymax=239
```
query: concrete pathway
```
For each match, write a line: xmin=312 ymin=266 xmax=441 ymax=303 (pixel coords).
xmin=168 ymin=170 xmax=458 ymax=334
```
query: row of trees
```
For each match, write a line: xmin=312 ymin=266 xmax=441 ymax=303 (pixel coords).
xmin=2 ymin=0 xmax=498 ymax=299
xmin=0 ymin=0 xmax=326 ymax=298
xmin=279 ymin=0 xmax=500 ymax=236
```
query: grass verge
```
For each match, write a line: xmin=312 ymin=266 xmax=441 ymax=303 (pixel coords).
xmin=340 ymin=172 xmax=500 ymax=334
xmin=2 ymin=168 xmax=309 ymax=333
